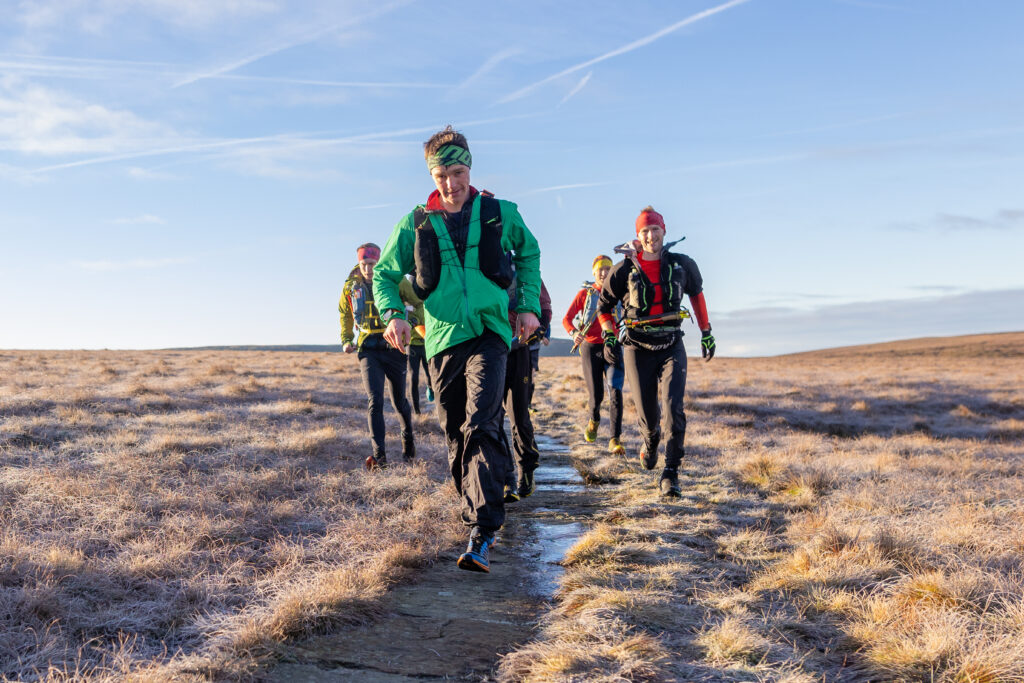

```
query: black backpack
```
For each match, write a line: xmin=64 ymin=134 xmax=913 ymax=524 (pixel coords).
xmin=411 ymin=192 xmax=513 ymax=299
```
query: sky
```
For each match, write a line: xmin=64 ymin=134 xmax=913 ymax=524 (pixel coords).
xmin=2 ymin=0 xmax=1023 ymax=356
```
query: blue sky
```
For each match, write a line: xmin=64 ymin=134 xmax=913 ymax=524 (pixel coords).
xmin=2 ymin=0 xmax=1022 ymax=355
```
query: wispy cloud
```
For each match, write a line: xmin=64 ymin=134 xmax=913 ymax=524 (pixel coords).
xmin=558 ymin=71 xmax=592 ymax=107
xmin=172 ymin=0 xmax=415 ymax=88
xmin=497 ymin=0 xmax=753 ymax=104
xmin=0 ymin=55 xmax=448 ymax=89
xmin=0 ymin=80 xmax=178 ymax=156
xmin=111 ymin=214 xmax=166 ymax=225
xmin=74 ymin=257 xmax=193 ymax=272
xmin=16 ymin=0 xmax=278 ymax=32
xmin=27 ymin=112 xmax=545 ymax=176
xmin=717 ymin=288 xmax=1024 ymax=356
xmin=892 ymin=209 xmax=1024 ymax=233
xmin=521 ymin=180 xmax=614 ymax=196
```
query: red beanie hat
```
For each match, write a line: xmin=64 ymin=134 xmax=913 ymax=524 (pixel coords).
xmin=635 ymin=206 xmax=665 ymax=234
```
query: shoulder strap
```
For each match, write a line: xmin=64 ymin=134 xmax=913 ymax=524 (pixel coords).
xmin=478 ymin=193 xmax=501 ymax=233
xmin=413 ymin=206 xmax=430 ymax=230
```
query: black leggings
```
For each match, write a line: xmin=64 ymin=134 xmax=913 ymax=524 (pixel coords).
xmin=580 ymin=341 xmax=624 ymax=439
xmin=503 ymin=345 xmax=540 ymax=486
xmin=407 ymin=344 xmax=431 ymax=414
xmin=358 ymin=345 xmax=414 ymax=460
xmin=622 ymin=335 xmax=688 ymax=469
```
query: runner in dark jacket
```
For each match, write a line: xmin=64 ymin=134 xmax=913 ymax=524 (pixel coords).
xmin=597 ymin=207 xmax=716 ymax=497
xmin=502 ymin=278 xmax=551 ymax=503
xmin=339 ymin=243 xmax=416 ymax=470
xmin=563 ymin=255 xmax=625 ymax=455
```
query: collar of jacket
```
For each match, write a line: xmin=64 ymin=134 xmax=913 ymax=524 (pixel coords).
xmin=424 ymin=186 xmax=480 ymax=214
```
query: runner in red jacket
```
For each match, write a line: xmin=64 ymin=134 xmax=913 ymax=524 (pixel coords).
xmin=563 ymin=255 xmax=625 ymax=455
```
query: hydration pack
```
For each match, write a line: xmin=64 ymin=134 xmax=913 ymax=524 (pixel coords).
xmin=411 ymin=192 xmax=513 ymax=299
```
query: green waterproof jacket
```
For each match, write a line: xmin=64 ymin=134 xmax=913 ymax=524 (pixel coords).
xmin=373 ymin=193 xmax=541 ymax=359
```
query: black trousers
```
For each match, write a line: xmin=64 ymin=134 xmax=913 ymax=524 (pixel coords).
xmin=622 ymin=335 xmax=688 ymax=469
xmin=503 ymin=345 xmax=540 ymax=486
xmin=406 ymin=343 xmax=431 ymax=414
xmin=358 ymin=344 xmax=414 ymax=460
xmin=429 ymin=331 xmax=509 ymax=531
xmin=580 ymin=341 xmax=624 ymax=439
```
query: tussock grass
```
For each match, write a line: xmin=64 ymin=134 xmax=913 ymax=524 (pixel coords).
xmin=0 ymin=350 xmax=461 ymax=680
xmin=512 ymin=333 xmax=1024 ymax=680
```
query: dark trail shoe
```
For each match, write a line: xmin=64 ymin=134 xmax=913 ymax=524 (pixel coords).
xmin=518 ymin=469 xmax=535 ymax=499
xmin=365 ymin=454 xmax=387 ymax=471
xmin=640 ymin=445 xmax=658 ymax=471
xmin=503 ymin=483 xmax=520 ymax=503
xmin=402 ymin=432 xmax=415 ymax=462
xmin=659 ymin=467 xmax=681 ymax=498
xmin=457 ymin=528 xmax=493 ymax=573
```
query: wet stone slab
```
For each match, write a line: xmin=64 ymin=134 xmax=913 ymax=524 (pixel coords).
xmin=263 ymin=438 xmax=586 ymax=682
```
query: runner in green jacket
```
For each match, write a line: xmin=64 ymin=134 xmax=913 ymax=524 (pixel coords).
xmin=373 ymin=125 xmax=541 ymax=573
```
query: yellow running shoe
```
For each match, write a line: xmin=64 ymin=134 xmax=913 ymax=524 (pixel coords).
xmin=608 ymin=437 xmax=625 ymax=455
xmin=583 ymin=419 xmax=598 ymax=443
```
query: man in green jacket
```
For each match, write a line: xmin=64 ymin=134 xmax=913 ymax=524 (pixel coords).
xmin=373 ymin=126 xmax=541 ymax=573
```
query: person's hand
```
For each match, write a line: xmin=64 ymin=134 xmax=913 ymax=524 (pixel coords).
xmin=342 ymin=342 xmax=356 ymax=354
xmin=384 ymin=318 xmax=411 ymax=352
xmin=541 ymin=337 xmax=550 ymax=347
xmin=602 ymin=329 xmax=621 ymax=365
xmin=516 ymin=312 xmax=540 ymax=345
xmin=701 ymin=328 xmax=716 ymax=362
xmin=572 ymin=331 xmax=585 ymax=347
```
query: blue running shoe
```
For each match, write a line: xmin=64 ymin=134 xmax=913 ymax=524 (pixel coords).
xmin=457 ymin=528 xmax=493 ymax=573
xmin=426 ymin=387 xmax=435 ymax=402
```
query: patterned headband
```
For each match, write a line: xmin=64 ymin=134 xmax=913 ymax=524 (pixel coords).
xmin=427 ymin=144 xmax=472 ymax=171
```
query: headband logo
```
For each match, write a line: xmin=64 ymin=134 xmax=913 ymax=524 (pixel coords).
xmin=427 ymin=144 xmax=472 ymax=171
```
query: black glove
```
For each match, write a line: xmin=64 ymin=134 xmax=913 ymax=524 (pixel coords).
xmin=602 ymin=330 xmax=621 ymax=365
xmin=700 ymin=327 xmax=716 ymax=361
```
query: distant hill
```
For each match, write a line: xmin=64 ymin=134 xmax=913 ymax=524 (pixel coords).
xmin=164 ymin=344 xmax=342 ymax=353
xmin=166 ymin=332 xmax=1024 ymax=358
xmin=167 ymin=339 xmax=581 ymax=356
xmin=780 ymin=331 xmax=1024 ymax=359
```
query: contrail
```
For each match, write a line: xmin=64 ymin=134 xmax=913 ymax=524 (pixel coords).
xmin=558 ymin=72 xmax=592 ymax=107
xmin=172 ymin=0 xmax=416 ymax=88
xmin=497 ymin=0 xmax=753 ymax=104
xmin=457 ymin=47 xmax=522 ymax=90
xmin=27 ymin=112 xmax=546 ymax=175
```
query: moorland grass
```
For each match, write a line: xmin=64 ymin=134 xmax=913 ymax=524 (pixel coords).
xmin=0 ymin=350 xmax=461 ymax=680
xmin=503 ymin=333 xmax=1024 ymax=681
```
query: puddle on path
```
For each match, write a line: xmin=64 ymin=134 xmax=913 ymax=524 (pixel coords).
xmin=263 ymin=436 xmax=587 ymax=682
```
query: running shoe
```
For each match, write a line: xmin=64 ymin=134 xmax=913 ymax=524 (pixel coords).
xmin=583 ymin=419 xmax=598 ymax=443
xmin=365 ymin=454 xmax=388 ymax=471
xmin=640 ymin=445 xmax=658 ymax=470
xmin=457 ymin=528 xmax=493 ymax=573
xmin=518 ymin=469 xmax=535 ymax=499
xmin=608 ymin=437 xmax=625 ymax=455
xmin=503 ymin=483 xmax=520 ymax=503
xmin=659 ymin=467 xmax=681 ymax=498
xmin=426 ymin=387 xmax=435 ymax=402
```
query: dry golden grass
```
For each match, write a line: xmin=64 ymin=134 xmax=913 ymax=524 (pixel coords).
xmin=0 ymin=350 xmax=461 ymax=680
xmin=503 ymin=332 xmax=1024 ymax=681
